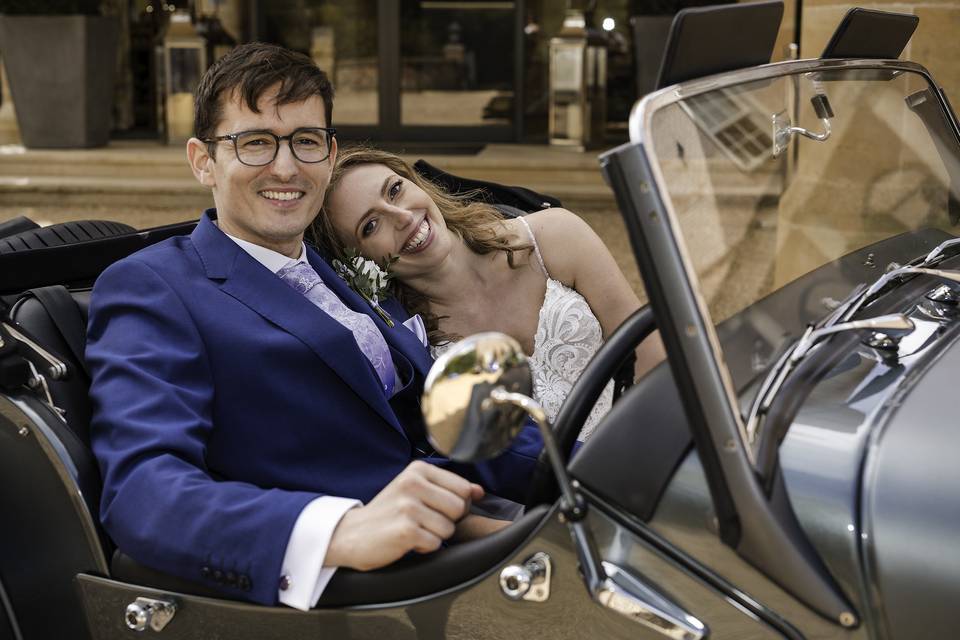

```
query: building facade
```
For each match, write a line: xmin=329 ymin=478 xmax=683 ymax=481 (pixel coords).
xmin=101 ymin=0 xmax=800 ymax=145
xmin=5 ymin=0 xmax=959 ymax=146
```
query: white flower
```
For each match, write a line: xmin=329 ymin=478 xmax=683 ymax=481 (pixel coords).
xmin=358 ymin=261 xmax=376 ymax=277
xmin=333 ymin=250 xmax=396 ymax=327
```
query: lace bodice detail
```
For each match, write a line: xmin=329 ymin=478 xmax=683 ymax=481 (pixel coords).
xmin=430 ymin=218 xmax=612 ymax=440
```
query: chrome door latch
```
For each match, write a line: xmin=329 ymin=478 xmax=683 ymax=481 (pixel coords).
xmin=124 ymin=596 xmax=177 ymax=632
xmin=499 ymin=551 xmax=552 ymax=602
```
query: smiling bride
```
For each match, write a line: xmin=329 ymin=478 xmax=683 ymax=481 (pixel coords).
xmin=314 ymin=146 xmax=663 ymax=439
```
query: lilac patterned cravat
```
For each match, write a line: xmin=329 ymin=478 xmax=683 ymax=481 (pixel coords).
xmin=277 ymin=261 xmax=396 ymax=396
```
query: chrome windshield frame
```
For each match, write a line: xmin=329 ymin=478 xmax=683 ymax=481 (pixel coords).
xmin=627 ymin=57 xmax=960 ymax=458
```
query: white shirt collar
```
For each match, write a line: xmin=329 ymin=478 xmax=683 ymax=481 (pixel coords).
xmin=223 ymin=232 xmax=309 ymax=274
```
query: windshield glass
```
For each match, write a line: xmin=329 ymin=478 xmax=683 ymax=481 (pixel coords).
xmin=649 ymin=66 xmax=960 ymax=392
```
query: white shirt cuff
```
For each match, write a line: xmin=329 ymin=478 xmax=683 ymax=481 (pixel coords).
xmin=278 ymin=496 xmax=360 ymax=610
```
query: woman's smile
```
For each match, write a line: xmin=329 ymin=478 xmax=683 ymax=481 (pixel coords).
xmin=401 ymin=217 xmax=433 ymax=254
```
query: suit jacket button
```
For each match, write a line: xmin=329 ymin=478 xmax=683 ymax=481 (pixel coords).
xmin=200 ymin=566 xmax=212 ymax=580
xmin=279 ymin=575 xmax=292 ymax=591
xmin=239 ymin=574 xmax=252 ymax=592
xmin=213 ymin=569 xmax=224 ymax=583
xmin=226 ymin=571 xmax=238 ymax=587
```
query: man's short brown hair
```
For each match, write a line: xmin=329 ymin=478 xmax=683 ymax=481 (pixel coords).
xmin=194 ymin=42 xmax=334 ymax=148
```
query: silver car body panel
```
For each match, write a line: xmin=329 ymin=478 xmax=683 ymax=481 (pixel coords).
xmin=861 ymin=325 xmax=960 ymax=640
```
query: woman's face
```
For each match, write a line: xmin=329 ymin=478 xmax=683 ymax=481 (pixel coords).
xmin=325 ymin=163 xmax=452 ymax=277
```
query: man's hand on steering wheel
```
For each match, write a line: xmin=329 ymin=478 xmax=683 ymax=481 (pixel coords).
xmin=324 ymin=460 xmax=484 ymax=572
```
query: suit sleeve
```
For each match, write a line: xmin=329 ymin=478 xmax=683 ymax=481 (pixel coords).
xmin=450 ymin=421 xmax=544 ymax=503
xmin=86 ymin=258 xmax=319 ymax=605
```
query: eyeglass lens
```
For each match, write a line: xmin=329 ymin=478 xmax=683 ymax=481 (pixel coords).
xmin=234 ymin=129 xmax=331 ymax=166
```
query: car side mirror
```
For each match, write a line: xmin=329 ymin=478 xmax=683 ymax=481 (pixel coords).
xmin=422 ymin=332 xmax=583 ymax=521
xmin=422 ymin=332 xmax=531 ymax=462
xmin=422 ymin=332 xmax=582 ymax=518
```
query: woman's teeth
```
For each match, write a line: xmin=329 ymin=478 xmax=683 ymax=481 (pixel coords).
xmin=260 ymin=190 xmax=304 ymax=201
xmin=403 ymin=219 xmax=430 ymax=252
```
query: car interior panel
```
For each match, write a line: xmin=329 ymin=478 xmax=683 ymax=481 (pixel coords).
xmin=568 ymin=361 xmax=693 ymax=523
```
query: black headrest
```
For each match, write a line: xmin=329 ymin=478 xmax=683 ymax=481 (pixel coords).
xmin=655 ymin=0 xmax=784 ymax=89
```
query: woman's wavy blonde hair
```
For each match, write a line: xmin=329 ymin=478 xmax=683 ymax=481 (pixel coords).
xmin=311 ymin=145 xmax=532 ymax=345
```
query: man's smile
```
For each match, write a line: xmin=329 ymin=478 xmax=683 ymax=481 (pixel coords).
xmin=259 ymin=189 xmax=306 ymax=202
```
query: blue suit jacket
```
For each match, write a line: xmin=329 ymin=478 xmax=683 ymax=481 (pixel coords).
xmin=86 ymin=211 xmax=542 ymax=605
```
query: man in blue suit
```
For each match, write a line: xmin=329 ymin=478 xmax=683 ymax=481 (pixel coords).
xmin=86 ymin=43 xmax=540 ymax=609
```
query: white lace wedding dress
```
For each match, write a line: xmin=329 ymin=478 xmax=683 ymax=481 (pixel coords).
xmin=431 ymin=217 xmax=612 ymax=441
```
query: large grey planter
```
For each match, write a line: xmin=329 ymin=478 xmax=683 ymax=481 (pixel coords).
xmin=0 ymin=15 xmax=118 ymax=148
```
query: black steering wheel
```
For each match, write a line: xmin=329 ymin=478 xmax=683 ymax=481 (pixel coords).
xmin=524 ymin=305 xmax=657 ymax=507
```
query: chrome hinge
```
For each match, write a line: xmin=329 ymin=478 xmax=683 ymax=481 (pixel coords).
xmin=499 ymin=551 xmax=552 ymax=602
xmin=23 ymin=360 xmax=65 ymax=420
xmin=124 ymin=596 xmax=177 ymax=632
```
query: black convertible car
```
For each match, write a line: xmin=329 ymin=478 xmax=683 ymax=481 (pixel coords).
xmin=0 ymin=4 xmax=958 ymax=639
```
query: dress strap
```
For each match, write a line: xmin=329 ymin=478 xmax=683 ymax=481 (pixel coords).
xmin=517 ymin=216 xmax=550 ymax=278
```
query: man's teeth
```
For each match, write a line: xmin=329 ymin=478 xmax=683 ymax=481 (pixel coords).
xmin=261 ymin=190 xmax=304 ymax=201
xmin=403 ymin=220 xmax=430 ymax=252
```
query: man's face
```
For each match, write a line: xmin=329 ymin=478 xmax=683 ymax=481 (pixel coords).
xmin=187 ymin=84 xmax=337 ymax=257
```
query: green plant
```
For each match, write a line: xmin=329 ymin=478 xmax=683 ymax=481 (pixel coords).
xmin=0 ymin=0 xmax=100 ymax=14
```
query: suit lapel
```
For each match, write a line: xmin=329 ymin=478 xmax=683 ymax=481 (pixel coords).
xmin=190 ymin=213 xmax=404 ymax=434
xmin=307 ymin=250 xmax=434 ymax=380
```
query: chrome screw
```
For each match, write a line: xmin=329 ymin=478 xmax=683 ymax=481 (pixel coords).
xmin=125 ymin=603 xmax=149 ymax=632
xmin=839 ymin=611 xmax=857 ymax=627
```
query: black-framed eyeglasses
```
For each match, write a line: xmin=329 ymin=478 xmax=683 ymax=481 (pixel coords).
xmin=202 ymin=127 xmax=336 ymax=166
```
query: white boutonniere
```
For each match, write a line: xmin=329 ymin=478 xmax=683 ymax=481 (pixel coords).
xmin=332 ymin=249 xmax=398 ymax=327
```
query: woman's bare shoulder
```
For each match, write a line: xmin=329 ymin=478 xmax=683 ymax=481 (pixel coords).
xmin=519 ymin=208 xmax=600 ymax=283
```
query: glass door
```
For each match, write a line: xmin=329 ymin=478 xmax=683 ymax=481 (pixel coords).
xmin=254 ymin=0 xmax=380 ymax=127
xmin=251 ymin=0 xmax=524 ymax=143
xmin=396 ymin=0 xmax=520 ymax=140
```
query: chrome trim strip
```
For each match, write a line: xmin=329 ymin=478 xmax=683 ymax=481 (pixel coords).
xmin=0 ymin=574 xmax=25 ymax=640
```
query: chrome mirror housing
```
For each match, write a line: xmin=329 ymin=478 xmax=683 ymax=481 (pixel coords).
xmin=422 ymin=332 xmax=532 ymax=462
